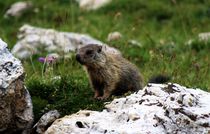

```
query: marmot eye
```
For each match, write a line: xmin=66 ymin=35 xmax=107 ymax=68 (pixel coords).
xmin=86 ymin=50 xmax=94 ymax=55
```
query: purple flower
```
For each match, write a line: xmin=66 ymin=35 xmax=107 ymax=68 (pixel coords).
xmin=38 ymin=57 xmax=45 ymax=63
xmin=38 ymin=56 xmax=56 ymax=64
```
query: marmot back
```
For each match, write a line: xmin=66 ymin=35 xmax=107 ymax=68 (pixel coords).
xmin=76 ymin=44 xmax=144 ymax=100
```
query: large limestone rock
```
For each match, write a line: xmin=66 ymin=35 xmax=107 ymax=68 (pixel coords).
xmin=0 ymin=39 xmax=33 ymax=134
xmin=46 ymin=83 xmax=210 ymax=134
xmin=11 ymin=25 xmax=120 ymax=59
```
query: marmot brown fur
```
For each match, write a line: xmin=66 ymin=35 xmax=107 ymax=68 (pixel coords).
xmin=76 ymin=44 xmax=144 ymax=100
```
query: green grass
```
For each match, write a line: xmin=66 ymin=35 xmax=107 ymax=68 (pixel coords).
xmin=0 ymin=0 xmax=210 ymax=122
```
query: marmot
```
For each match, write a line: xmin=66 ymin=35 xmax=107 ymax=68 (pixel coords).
xmin=76 ymin=44 xmax=144 ymax=100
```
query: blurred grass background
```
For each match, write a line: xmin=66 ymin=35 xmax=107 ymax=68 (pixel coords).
xmin=0 ymin=0 xmax=210 ymax=122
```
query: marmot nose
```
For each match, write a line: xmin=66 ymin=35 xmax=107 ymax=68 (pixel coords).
xmin=76 ymin=54 xmax=80 ymax=61
xmin=76 ymin=54 xmax=81 ymax=61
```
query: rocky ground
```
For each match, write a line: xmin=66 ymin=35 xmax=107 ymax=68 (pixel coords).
xmin=46 ymin=83 xmax=210 ymax=134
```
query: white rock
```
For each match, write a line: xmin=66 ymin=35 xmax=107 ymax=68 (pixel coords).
xmin=186 ymin=32 xmax=210 ymax=45
xmin=32 ymin=110 xmax=60 ymax=134
xmin=128 ymin=39 xmax=142 ymax=47
xmin=0 ymin=38 xmax=33 ymax=133
xmin=4 ymin=1 xmax=33 ymax=18
xmin=77 ymin=0 xmax=111 ymax=11
xmin=198 ymin=32 xmax=210 ymax=42
xmin=12 ymin=24 xmax=120 ymax=59
xmin=0 ymin=39 xmax=23 ymax=88
xmin=107 ymin=31 xmax=122 ymax=42
xmin=45 ymin=83 xmax=210 ymax=134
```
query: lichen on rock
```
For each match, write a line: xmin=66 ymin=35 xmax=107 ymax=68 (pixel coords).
xmin=46 ymin=83 xmax=210 ymax=134
xmin=0 ymin=39 xmax=33 ymax=134
xmin=0 ymin=39 xmax=23 ymax=89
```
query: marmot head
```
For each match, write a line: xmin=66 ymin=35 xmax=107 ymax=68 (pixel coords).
xmin=76 ymin=44 xmax=105 ymax=67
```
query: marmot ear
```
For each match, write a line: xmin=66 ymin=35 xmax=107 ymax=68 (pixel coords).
xmin=98 ymin=45 xmax=102 ymax=53
xmin=75 ymin=47 xmax=78 ymax=52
